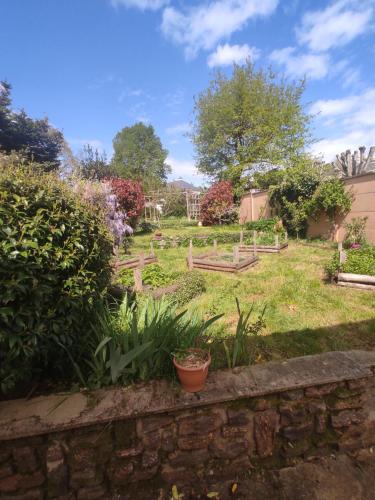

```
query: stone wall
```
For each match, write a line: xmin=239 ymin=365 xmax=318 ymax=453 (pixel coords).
xmin=1 ymin=351 xmax=375 ymax=499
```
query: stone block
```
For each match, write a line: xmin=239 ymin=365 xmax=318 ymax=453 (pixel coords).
xmin=13 ymin=447 xmax=38 ymax=474
xmin=209 ymin=437 xmax=248 ymax=459
xmin=130 ymin=466 xmax=158 ymax=482
xmin=161 ymin=428 xmax=175 ymax=452
xmin=283 ymin=420 xmax=313 ymax=441
xmin=112 ymin=463 xmax=134 ymax=485
xmin=305 ymin=383 xmax=340 ymax=398
xmin=178 ymin=413 xmax=223 ymax=437
xmin=177 ymin=434 xmax=212 ymax=450
xmin=0 ymin=489 xmax=43 ymax=500
xmin=315 ymin=414 xmax=326 ymax=434
xmin=280 ymin=389 xmax=304 ymax=401
xmin=137 ymin=415 xmax=173 ymax=435
xmin=0 ymin=464 xmax=13 ymax=479
xmin=227 ymin=408 xmax=252 ymax=426
xmin=70 ymin=447 xmax=96 ymax=470
xmin=279 ymin=403 xmax=308 ymax=426
xmin=254 ymin=409 xmax=279 ymax=458
xmin=347 ymin=378 xmax=371 ymax=390
xmin=168 ymin=449 xmax=209 ymax=468
xmin=70 ymin=468 xmax=103 ymax=489
xmin=331 ymin=410 xmax=364 ymax=428
xmin=115 ymin=444 xmax=143 ymax=458
xmin=141 ymin=449 xmax=159 ymax=469
xmin=161 ymin=465 xmax=197 ymax=485
xmin=76 ymin=485 xmax=108 ymax=500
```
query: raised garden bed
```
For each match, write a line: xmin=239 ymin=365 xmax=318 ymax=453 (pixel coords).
xmin=187 ymin=240 xmax=258 ymax=273
xmin=335 ymin=244 xmax=375 ymax=290
xmin=115 ymin=253 xmax=157 ymax=270
xmin=239 ymin=230 xmax=288 ymax=254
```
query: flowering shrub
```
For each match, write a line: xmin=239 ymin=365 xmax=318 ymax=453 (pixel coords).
xmin=200 ymin=181 xmax=235 ymax=225
xmin=73 ymin=179 xmax=132 ymax=247
xmin=109 ymin=178 xmax=144 ymax=226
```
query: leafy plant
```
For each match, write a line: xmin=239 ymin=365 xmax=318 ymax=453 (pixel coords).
xmin=223 ymin=299 xmax=266 ymax=369
xmin=344 ymin=217 xmax=368 ymax=246
xmin=174 ymin=271 xmax=206 ymax=306
xmin=0 ymin=160 xmax=113 ymax=393
xmin=117 ymin=264 xmax=178 ymax=289
xmin=245 ymin=218 xmax=278 ymax=232
xmin=310 ymin=178 xmax=352 ymax=221
xmin=86 ymin=296 xmax=222 ymax=387
xmin=326 ymin=246 xmax=375 ymax=278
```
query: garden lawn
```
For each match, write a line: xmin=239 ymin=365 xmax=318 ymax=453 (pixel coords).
xmin=130 ymin=225 xmax=375 ymax=366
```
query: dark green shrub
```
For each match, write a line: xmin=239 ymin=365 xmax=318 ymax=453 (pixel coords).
xmin=174 ymin=271 xmax=206 ymax=306
xmin=0 ymin=161 xmax=113 ymax=393
xmin=137 ymin=220 xmax=157 ymax=234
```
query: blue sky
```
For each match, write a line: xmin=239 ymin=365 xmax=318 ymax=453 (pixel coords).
xmin=1 ymin=0 xmax=374 ymax=185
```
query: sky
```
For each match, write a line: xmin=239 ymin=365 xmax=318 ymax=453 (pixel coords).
xmin=1 ymin=0 xmax=375 ymax=185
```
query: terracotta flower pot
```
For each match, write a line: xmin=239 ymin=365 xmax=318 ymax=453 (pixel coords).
xmin=173 ymin=348 xmax=211 ymax=393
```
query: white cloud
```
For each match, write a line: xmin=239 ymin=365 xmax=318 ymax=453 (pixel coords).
xmin=310 ymin=87 xmax=375 ymax=161
xmin=296 ymin=0 xmax=373 ymax=52
xmin=270 ymin=47 xmax=329 ymax=79
xmin=111 ymin=0 xmax=169 ymax=11
xmin=207 ymin=43 xmax=260 ymax=67
xmin=167 ymin=156 xmax=206 ymax=184
xmin=161 ymin=0 xmax=278 ymax=58
xmin=166 ymin=122 xmax=191 ymax=135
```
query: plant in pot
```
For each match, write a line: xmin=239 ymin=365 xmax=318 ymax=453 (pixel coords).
xmin=172 ymin=312 xmax=223 ymax=393
xmin=173 ymin=348 xmax=211 ymax=393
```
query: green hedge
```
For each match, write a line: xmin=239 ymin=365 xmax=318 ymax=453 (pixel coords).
xmin=0 ymin=162 xmax=113 ymax=393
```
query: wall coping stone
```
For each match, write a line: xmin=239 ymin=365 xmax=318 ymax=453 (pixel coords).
xmin=1 ymin=350 xmax=374 ymax=441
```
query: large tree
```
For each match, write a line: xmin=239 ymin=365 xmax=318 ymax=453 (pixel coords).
xmin=0 ymin=81 xmax=64 ymax=171
xmin=192 ymin=62 xmax=312 ymax=197
xmin=112 ymin=122 xmax=170 ymax=190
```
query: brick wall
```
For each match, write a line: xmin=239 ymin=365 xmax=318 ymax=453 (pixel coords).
xmin=1 ymin=351 xmax=375 ymax=499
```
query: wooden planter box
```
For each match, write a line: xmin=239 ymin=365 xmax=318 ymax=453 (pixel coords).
xmin=336 ymin=272 xmax=375 ymax=291
xmin=116 ymin=254 xmax=157 ymax=270
xmin=187 ymin=243 xmax=258 ymax=273
xmin=335 ymin=244 xmax=375 ymax=290
xmin=239 ymin=242 xmax=288 ymax=254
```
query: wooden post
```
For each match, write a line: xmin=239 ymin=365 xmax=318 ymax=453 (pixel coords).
xmin=150 ymin=242 xmax=155 ymax=257
xmin=213 ymin=239 xmax=218 ymax=254
xmin=253 ymin=231 xmax=257 ymax=257
xmin=133 ymin=268 xmax=143 ymax=292
xmin=233 ymin=245 xmax=240 ymax=264
xmin=338 ymin=242 xmax=343 ymax=252
xmin=285 ymin=231 xmax=288 ymax=242
xmin=275 ymin=234 xmax=279 ymax=248
xmin=172 ymin=237 xmax=177 ymax=248
xmin=240 ymin=230 xmax=244 ymax=245
xmin=188 ymin=239 xmax=193 ymax=270
xmin=139 ymin=252 xmax=145 ymax=268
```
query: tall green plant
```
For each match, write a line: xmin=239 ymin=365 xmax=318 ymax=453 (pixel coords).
xmin=223 ymin=299 xmax=266 ymax=369
xmin=86 ymin=296 xmax=222 ymax=387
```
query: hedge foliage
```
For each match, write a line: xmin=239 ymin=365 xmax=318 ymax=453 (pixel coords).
xmin=200 ymin=181 xmax=235 ymax=225
xmin=0 ymin=161 xmax=113 ymax=393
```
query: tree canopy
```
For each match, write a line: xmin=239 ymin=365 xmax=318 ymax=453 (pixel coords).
xmin=192 ymin=62 xmax=312 ymax=197
xmin=0 ymin=81 xmax=64 ymax=171
xmin=111 ymin=122 xmax=170 ymax=190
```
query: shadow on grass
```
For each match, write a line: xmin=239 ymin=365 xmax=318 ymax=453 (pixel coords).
xmin=208 ymin=318 xmax=375 ymax=371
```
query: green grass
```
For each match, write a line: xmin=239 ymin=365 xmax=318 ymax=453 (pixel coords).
xmin=127 ymin=223 xmax=375 ymax=365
